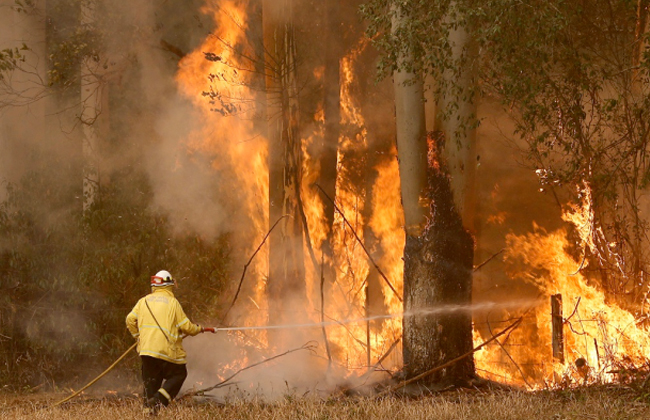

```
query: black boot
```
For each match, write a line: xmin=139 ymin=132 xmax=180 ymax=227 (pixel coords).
xmin=144 ymin=395 xmax=163 ymax=416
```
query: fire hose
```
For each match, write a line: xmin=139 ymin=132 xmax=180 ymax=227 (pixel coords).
xmin=51 ymin=317 xmax=384 ymax=406
xmin=53 ymin=342 xmax=137 ymax=406
xmin=52 ymin=299 xmax=538 ymax=406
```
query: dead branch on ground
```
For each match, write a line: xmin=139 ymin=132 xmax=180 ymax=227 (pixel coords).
xmin=336 ymin=336 xmax=403 ymax=395
xmin=219 ymin=215 xmax=289 ymax=324
xmin=184 ymin=341 xmax=318 ymax=397
xmin=487 ymin=318 xmax=533 ymax=389
xmin=378 ymin=316 xmax=524 ymax=396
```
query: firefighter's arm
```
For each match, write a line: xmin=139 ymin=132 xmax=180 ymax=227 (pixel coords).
xmin=125 ymin=301 xmax=140 ymax=339
xmin=176 ymin=302 xmax=203 ymax=337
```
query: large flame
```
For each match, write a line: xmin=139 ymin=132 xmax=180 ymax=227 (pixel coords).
xmin=176 ymin=0 xmax=269 ymax=347
xmin=175 ymin=0 xmax=650 ymax=391
xmin=176 ymin=0 xmax=404 ymax=384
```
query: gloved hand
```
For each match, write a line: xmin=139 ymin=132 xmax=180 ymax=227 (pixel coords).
xmin=201 ymin=326 xmax=217 ymax=333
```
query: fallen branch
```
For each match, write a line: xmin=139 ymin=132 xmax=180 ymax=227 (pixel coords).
xmin=378 ymin=317 xmax=524 ymax=396
xmin=473 ymin=249 xmax=504 ymax=272
xmin=487 ymin=318 xmax=532 ymax=389
xmin=372 ymin=336 xmax=402 ymax=371
xmin=315 ymin=184 xmax=402 ymax=302
xmin=185 ymin=341 xmax=318 ymax=396
xmin=564 ymin=296 xmax=582 ymax=323
xmin=337 ymin=335 xmax=403 ymax=396
xmin=219 ymin=215 xmax=289 ymax=324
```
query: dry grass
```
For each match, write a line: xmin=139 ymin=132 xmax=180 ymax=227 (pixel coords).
xmin=2 ymin=386 xmax=650 ymax=419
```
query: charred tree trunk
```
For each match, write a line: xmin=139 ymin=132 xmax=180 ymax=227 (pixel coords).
xmin=551 ymin=294 xmax=565 ymax=363
xmin=264 ymin=0 xmax=306 ymax=327
xmin=401 ymin=133 xmax=475 ymax=386
xmin=392 ymin=3 xmax=475 ymax=387
xmin=248 ymin=0 xmax=267 ymax=138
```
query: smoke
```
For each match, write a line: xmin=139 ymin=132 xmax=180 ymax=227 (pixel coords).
xmin=0 ymin=0 xmax=581 ymax=394
xmin=472 ymin=101 xmax=563 ymax=303
xmin=0 ymin=0 xmax=48 ymax=200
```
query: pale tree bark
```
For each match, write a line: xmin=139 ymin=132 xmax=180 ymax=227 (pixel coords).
xmin=393 ymin=2 xmax=475 ymax=387
xmin=264 ymin=0 xmax=306 ymax=327
xmin=435 ymin=6 xmax=478 ymax=234
xmin=80 ymin=0 xmax=104 ymax=213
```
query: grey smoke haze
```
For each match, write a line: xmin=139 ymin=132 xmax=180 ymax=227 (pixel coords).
xmin=0 ymin=0 xmax=244 ymax=238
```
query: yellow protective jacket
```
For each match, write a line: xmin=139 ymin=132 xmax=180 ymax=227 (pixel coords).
xmin=126 ymin=286 xmax=202 ymax=364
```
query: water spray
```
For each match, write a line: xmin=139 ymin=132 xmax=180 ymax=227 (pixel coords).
xmin=213 ymin=298 xmax=543 ymax=332
xmin=52 ymin=298 xmax=541 ymax=406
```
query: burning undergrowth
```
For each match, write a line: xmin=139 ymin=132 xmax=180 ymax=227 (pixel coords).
xmin=474 ymin=184 xmax=650 ymax=389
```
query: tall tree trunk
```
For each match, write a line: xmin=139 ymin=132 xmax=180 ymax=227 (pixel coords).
xmin=392 ymin=2 xmax=475 ymax=387
xmin=318 ymin=0 xmax=342 ymax=289
xmin=435 ymin=7 xmax=478 ymax=234
xmin=264 ymin=0 xmax=306 ymax=327
xmin=402 ymin=132 xmax=475 ymax=386
xmin=80 ymin=0 xmax=103 ymax=213
xmin=248 ymin=0 xmax=267 ymax=136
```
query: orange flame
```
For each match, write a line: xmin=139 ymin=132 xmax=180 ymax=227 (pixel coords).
xmin=174 ymin=0 xmax=650 ymax=392
xmin=176 ymin=0 xmax=269 ymax=348
xmin=475 ymin=183 xmax=650 ymax=388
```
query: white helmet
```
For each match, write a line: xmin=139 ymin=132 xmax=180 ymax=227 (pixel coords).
xmin=151 ymin=270 xmax=174 ymax=287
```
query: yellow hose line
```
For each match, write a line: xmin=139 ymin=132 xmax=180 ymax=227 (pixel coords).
xmin=53 ymin=342 xmax=137 ymax=407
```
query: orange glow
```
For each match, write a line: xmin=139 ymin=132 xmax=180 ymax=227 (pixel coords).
xmin=176 ymin=0 xmax=269 ymax=348
xmin=475 ymin=183 xmax=650 ymax=388
xmin=176 ymin=1 xmax=650 ymax=391
xmin=176 ymin=1 xmax=404 ymax=381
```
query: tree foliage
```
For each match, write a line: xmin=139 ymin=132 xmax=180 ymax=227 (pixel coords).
xmin=362 ymin=0 xmax=650 ymax=307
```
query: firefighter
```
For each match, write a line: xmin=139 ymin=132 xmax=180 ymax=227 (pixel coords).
xmin=126 ymin=270 xmax=215 ymax=414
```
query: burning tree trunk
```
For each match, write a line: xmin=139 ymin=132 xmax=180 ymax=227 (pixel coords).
xmin=551 ymin=294 xmax=565 ymax=363
xmin=248 ymin=0 xmax=267 ymax=139
xmin=264 ymin=0 xmax=307 ymax=327
xmin=392 ymin=4 xmax=475 ymax=387
xmin=318 ymin=0 xmax=342 ymax=288
xmin=401 ymin=132 xmax=475 ymax=387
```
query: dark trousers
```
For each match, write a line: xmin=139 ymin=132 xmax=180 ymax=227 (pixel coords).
xmin=141 ymin=355 xmax=188 ymax=406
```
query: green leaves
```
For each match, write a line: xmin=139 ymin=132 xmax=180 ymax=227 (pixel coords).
xmin=362 ymin=0 xmax=650 ymax=301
